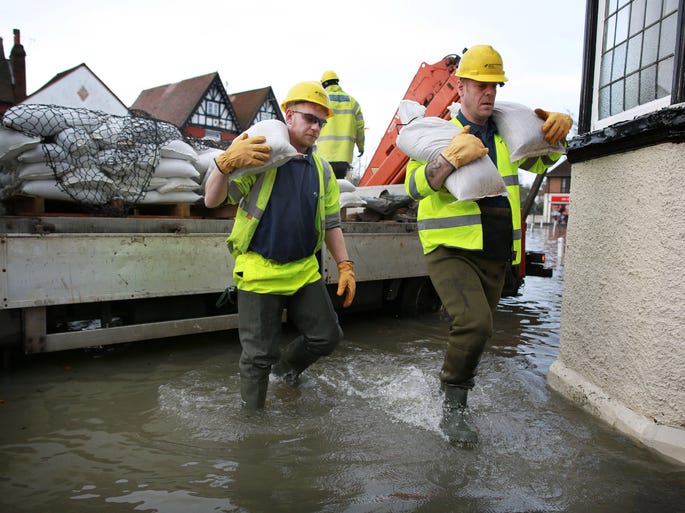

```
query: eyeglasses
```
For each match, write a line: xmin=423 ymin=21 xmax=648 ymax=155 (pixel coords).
xmin=291 ymin=110 xmax=327 ymax=128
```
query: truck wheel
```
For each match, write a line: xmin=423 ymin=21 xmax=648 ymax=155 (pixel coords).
xmin=398 ymin=277 xmax=441 ymax=317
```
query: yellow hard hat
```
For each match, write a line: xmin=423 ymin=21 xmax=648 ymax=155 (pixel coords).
xmin=281 ymin=80 xmax=334 ymax=118
xmin=456 ymin=45 xmax=508 ymax=83
xmin=321 ymin=70 xmax=339 ymax=83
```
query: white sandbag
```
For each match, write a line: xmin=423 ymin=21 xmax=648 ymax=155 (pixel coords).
xmin=337 ymin=178 xmax=356 ymax=193
xmin=139 ymin=190 xmax=202 ymax=204
xmin=95 ymin=147 xmax=158 ymax=178
xmin=228 ymin=119 xmax=300 ymax=179
xmin=55 ymin=127 xmax=98 ymax=158
xmin=492 ymin=101 xmax=565 ymax=161
xmin=160 ymin=139 xmax=199 ymax=162
xmin=0 ymin=126 xmax=41 ymax=162
xmin=146 ymin=177 xmax=170 ymax=191
xmin=3 ymin=104 xmax=104 ymax=136
xmin=90 ymin=116 xmax=182 ymax=148
xmin=61 ymin=168 xmax=117 ymax=193
xmin=398 ymin=100 xmax=427 ymax=124
xmin=396 ymin=116 xmax=507 ymax=201
xmin=339 ymin=191 xmax=366 ymax=208
xmin=17 ymin=161 xmax=69 ymax=180
xmin=16 ymin=142 xmax=68 ymax=163
xmin=195 ymin=147 xmax=223 ymax=174
xmin=20 ymin=179 xmax=102 ymax=202
xmin=90 ymin=117 xmax=125 ymax=147
xmin=397 ymin=117 xmax=458 ymax=163
xmin=153 ymin=157 xmax=201 ymax=179
xmin=156 ymin=177 xmax=200 ymax=194
xmin=444 ymin=159 xmax=508 ymax=202
xmin=21 ymin=179 xmax=73 ymax=201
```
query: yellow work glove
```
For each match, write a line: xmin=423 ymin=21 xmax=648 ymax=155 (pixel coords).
xmin=534 ymin=109 xmax=573 ymax=145
xmin=440 ymin=126 xmax=489 ymax=169
xmin=336 ymin=260 xmax=356 ymax=308
xmin=214 ymin=133 xmax=272 ymax=175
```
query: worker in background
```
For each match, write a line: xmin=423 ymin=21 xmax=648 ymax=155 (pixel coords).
xmin=404 ymin=45 xmax=572 ymax=446
xmin=317 ymin=70 xmax=365 ymax=180
xmin=204 ymin=81 xmax=356 ymax=410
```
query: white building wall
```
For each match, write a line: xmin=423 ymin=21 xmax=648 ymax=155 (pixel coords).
xmin=548 ymin=142 xmax=685 ymax=464
xmin=24 ymin=66 xmax=128 ymax=116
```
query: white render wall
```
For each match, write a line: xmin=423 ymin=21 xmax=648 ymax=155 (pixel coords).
xmin=25 ymin=66 xmax=128 ymax=116
xmin=548 ymin=142 xmax=685 ymax=465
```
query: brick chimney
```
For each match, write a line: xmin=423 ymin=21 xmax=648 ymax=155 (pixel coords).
xmin=10 ymin=29 xmax=26 ymax=102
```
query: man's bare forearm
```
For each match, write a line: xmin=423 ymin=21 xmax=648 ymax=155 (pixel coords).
xmin=425 ymin=156 xmax=454 ymax=191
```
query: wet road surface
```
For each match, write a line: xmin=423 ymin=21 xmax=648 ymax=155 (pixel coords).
xmin=1 ymin=225 xmax=684 ymax=512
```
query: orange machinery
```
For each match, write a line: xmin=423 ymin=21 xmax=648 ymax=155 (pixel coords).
xmin=358 ymin=54 xmax=461 ymax=186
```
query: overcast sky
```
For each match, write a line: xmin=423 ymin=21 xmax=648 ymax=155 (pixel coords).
xmin=3 ymin=0 xmax=587 ymax=174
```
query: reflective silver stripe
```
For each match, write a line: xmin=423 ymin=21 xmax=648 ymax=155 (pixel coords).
xmin=540 ymin=154 xmax=557 ymax=166
xmin=328 ymin=94 xmax=351 ymax=102
xmin=407 ymin=173 xmax=423 ymax=199
xmin=518 ymin=157 xmax=537 ymax=170
xmin=320 ymin=157 xmax=332 ymax=189
xmin=331 ymin=108 xmax=358 ymax=115
xmin=227 ymin=181 xmax=243 ymax=203
xmin=242 ymin=173 xmax=266 ymax=220
xmin=321 ymin=157 xmax=338 ymax=228
xmin=318 ymin=135 xmax=355 ymax=143
xmin=519 ymin=154 xmax=558 ymax=170
xmin=513 ymin=228 xmax=521 ymax=241
xmin=325 ymin=212 xmax=341 ymax=230
xmin=502 ymin=174 xmax=519 ymax=186
xmin=418 ymin=214 xmax=481 ymax=230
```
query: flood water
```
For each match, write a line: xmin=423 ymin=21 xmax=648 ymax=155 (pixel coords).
xmin=1 ymin=225 xmax=684 ymax=513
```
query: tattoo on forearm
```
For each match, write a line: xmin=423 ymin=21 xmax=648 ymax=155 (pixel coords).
xmin=425 ymin=157 xmax=452 ymax=190
xmin=426 ymin=160 xmax=441 ymax=181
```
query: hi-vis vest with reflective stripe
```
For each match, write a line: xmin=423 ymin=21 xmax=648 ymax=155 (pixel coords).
xmin=405 ymin=118 xmax=560 ymax=265
xmin=316 ymin=84 xmax=365 ymax=164
xmin=226 ymin=154 xmax=338 ymax=259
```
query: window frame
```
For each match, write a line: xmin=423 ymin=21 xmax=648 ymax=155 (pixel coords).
xmin=579 ymin=0 xmax=684 ymax=133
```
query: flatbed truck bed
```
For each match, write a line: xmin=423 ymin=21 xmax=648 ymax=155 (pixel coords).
xmin=0 ymin=215 xmax=431 ymax=354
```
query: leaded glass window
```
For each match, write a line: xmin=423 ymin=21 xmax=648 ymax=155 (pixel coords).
xmin=597 ymin=0 xmax=677 ymax=120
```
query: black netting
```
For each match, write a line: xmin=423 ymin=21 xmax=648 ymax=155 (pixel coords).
xmin=2 ymin=104 xmax=187 ymax=215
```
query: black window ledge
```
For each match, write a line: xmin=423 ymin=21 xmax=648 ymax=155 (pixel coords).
xmin=567 ymin=104 xmax=685 ymax=164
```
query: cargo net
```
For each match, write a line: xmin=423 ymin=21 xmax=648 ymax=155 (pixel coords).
xmin=2 ymin=104 xmax=183 ymax=215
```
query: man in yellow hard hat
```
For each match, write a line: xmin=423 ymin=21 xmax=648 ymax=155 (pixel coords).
xmin=204 ymin=81 xmax=356 ymax=410
xmin=317 ymin=70 xmax=365 ymax=180
xmin=404 ymin=45 xmax=572 ymax=445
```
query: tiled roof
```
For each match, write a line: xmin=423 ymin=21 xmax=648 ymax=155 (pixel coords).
xmin=229 ymin=87 xmax=272 ymax=129
xmin=130 ymin=72 xmax=218 ymax=126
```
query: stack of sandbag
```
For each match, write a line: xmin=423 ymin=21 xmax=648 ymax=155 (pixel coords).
xmin=141 ymin=139 xmax=202 ymax=204
xmin=0 ymin=125 xmax=42 ymax=200
xmin=337 ymin=178 xmax=366 ymax=209
xmin=0 ymin=104 xmax=204 ymax=206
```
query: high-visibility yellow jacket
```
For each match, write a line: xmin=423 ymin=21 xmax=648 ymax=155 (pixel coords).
xmin=317 ymin=84 xmax=365 ymax=164
xmin=405 ymin=118 xmax=561 ymax=265
xmin=224 ymin=154 xmax=339 ymax=294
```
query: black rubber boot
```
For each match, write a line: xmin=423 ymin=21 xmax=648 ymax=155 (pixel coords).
xmin=440 ymin=385 xmax=478 ymax=446
xmin=272 ymin=337 xmax=320 ymax=386
xmin=240 ymin=376 xmax=268 ymax=411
